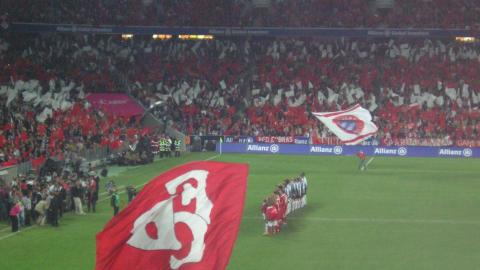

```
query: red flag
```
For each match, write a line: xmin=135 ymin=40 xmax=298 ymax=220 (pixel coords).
xmin=96 ymin=161 xmax=249 ymax=270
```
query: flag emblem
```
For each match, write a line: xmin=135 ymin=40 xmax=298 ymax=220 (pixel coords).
xmin=313 ymin=104 xmax=378 ymax=145
xmin=96 ymin=161 xmax=249 ymax=270
xmin=332 ymin=115 xmax=365 ymax=134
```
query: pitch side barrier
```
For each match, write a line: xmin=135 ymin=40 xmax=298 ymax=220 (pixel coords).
xmin=216 ymin=143 xmax=479 ymax=158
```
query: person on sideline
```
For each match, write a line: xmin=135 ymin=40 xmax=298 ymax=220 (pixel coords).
xmin=9 ymin=200 xmax=21 ymax=232
xmin=111 ymin=188 xmax=120 ymax=216
xmin=71 ymin=181 xmax=85 ymax=215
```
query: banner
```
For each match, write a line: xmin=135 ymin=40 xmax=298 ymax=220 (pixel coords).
xmin=256 ymin=136 xmax=294 ymax=144
xmin=217 ymin=143 xmax=480 ymax=158
xmin=86 ymin=93 xmax=144 ymax=116
xmin=96 ymin=161 xmax=249 ymax=270
xmin=313 ymin=104 xmax=378 ymax=145
xmin=455 ymin=139 xmax=480 ymax=147
xmin=223 ymin=136 xmax=255 ymax=143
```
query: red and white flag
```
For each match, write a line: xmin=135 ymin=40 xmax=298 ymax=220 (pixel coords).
xmin=96 ymin=161 xmax=249 ymax=270
xmin=313 ymin=104 xmax=378 ymax=145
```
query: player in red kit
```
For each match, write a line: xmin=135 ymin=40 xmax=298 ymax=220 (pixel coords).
xmin=273 ymin=191 xmax=282 ymax=233
xmin=357 ymin=150 xmax=367 ymax=171
xmin=277 ymin=186 xmax=288 ymax=226
xmin=265 ymin=197 xmax=278 ymax=236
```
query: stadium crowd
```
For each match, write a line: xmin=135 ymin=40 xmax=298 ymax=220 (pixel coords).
xmin=0 ymin=85 xmax=152 ymax=169
xmin=128 ymin=37 xmax=480 ymax=147
xmin=0 ymin=160 xmax=102 ymax=231
xmin=0 ymin=0 xmax=478 ymax=241
xmin=2 ymin=0 xmax=480 ymax=29
xmin=2 ymin=33 xmax=480 ymax=155
xmin=0 ymin=32 xmax=163 ymax=168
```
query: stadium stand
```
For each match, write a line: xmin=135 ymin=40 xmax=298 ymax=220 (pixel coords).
xmin=2 ymin=34 xmax=480 ymax=158
xmin=2 ymin=0 xmax=480 ymax=28
xmin=0 ymin=33 xmax=149 ymax=168
xmin=1 ymin=0 xmax=480 ymax=237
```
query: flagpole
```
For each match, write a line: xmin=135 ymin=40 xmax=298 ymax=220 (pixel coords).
xmin=219 ymin=137 xmax=223 ymax=156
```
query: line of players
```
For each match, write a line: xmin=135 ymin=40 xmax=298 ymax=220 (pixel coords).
xmin=261 ymin=172 xmax=308 ymax=236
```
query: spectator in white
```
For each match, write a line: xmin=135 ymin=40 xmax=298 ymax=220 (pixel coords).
xmin=71 ymin=180 xmax=85 ymax=215
xmin=22 ymin=191 xmax=32 ymax=226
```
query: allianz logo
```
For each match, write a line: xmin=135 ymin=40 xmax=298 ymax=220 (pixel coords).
xmin=310 ymin=146 xmax=343 ymax=155
xmin=374 ymin=147 xmax=407 ymax=156
xmin=439 ymin=148 xmax=472 ymax=157
xmin=246 ymin=144 xmax=280 ymax=153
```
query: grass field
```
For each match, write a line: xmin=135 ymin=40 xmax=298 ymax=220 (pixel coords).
xmin=0 ymin=152 xmax=479 ymax=270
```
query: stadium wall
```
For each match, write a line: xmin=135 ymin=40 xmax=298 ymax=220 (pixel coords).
xmin=217 ymin=143 xmax=479 ymax=158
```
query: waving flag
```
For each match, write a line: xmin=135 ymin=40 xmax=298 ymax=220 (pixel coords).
xmin=313 ymin=104 xmax=378 ymax=145
xmin=96 ymin=161 xmax=249 ymax=270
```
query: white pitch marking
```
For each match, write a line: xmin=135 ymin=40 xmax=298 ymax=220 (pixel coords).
xmin=243 ymin=216 xmax=480 ymax=225
xmin=366 ymin=157 xmax=375 ymax=167
xmin=0 ymin=153 xmax=220 ymax=241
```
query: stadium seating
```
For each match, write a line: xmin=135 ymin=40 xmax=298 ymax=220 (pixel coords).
xmin=1 ymin=0 xmax=480 ymax=237
xmin=3 ymin=0 xmax=480 ymax=29
xmin=2 ymin=33 xmax=480 ymax=168
xmin=0 ymin=89 xmax=144 ymax=167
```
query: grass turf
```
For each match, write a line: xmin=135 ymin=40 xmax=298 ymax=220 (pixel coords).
xmin=0 ymin=153 xmax=479 ymax=270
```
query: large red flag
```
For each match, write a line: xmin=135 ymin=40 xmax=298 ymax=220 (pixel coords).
xmin=96 ymin=161 xmax=249 ymax=270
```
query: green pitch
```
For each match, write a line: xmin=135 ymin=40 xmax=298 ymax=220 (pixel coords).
xmin=0 ymin=153 xmax=479 ymax=270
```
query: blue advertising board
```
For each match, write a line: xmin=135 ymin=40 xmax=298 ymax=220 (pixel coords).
xmin=217 ymin=143 xmax=479 ymax=158
xmin=4 ymin=23 xmax=477 ymax=38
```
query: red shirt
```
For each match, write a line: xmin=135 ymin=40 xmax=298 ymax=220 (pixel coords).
xmin=261 ymin=202 xmax=267 ymax=214
xmin=0 ymin=134 xmax=6 ymax=148
xmin=265 ymin=206 xmax=278 ymax=221
xmin=37 ymin=124 xmax=47 ymax=136
xmin=357 ymin=151 xmax=366 ymax=160
xmin=9 ymin=204 xmax=21 ymax=216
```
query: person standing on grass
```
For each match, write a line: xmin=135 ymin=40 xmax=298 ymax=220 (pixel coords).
xmin=18 ymin=197 xmax=25 ymax=228
xmin=87 ymin=177 xmax=98 ymax=213
xmin=92 ymin=172 xmax=100 ymax=202
xmin=300 ymin=172 xmax=308 ymax=207
xmin=126 ymin=185 xmax=137 ymax=203
xmin=265 ymin=197 xmax=278 ymax=236
xmin=71 ymin=181 xmax=86 ymax=215
xmin=35 ymin=195 xmax=48 ymax=226
xmin=261 ymin=198 xmax=268 ymax=235
xmin=22 ymin=191 xmax=32 ymax=226
xmin=49 ymin=191 xmax=60 ymax=227
xmin=57 ymin=180 xmax=67 ymax=218
xmin=283 ymin=179 xmax=292 ymax=215
xmin=357 ymin=150 xmax=367 ymax=171
xmin=111 ymin=188 xmax=120 ymax=216
xmin=278 ymin=186 xmax=288 ymax=225
xmin=174 ymin=138 xmax=181 ymax=157
xmin=9 ymin=199 xmax=21 ymax=232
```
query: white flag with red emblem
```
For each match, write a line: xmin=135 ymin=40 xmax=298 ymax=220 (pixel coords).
xmin=313 ymin=104 xmax=378 ymax=145
xmin=96 ymin=161 xmax=249 ymax=270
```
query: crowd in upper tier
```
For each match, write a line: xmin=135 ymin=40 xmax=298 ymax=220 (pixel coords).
xmin=2 ymin=33 xmax=480 ymax=153
xmin=127 ymin=36 xmax=480 ymax=147
xmin=2 ymin=0 xmax=480 ymax=29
